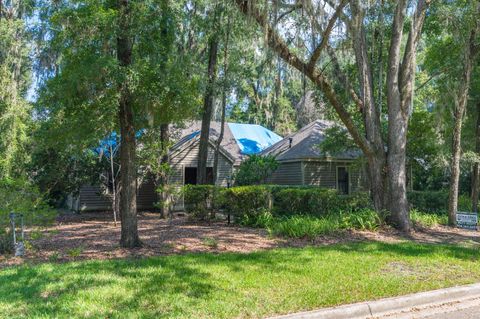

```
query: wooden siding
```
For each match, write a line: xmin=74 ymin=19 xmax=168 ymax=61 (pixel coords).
xmin=77 ymin=179 xmax=158 ymax=212
xmin=137 ymin=178 xmax=158 ymax=210
xmin=78 ymin=185 xmax=112 ymax=211
xmin=304 ymin=161 xmax=337 ymax=188
xmin=303 ymin=161 xmax=368 ymax=192
xmin=266 ymin=162 xmax=303 ymax=185
xmin=170 ymin=141 xmax=234 ymax=210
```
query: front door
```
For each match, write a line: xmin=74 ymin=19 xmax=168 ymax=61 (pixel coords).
xmin=184 ymin=167 xmax=197 ymax=185
xmin=337 ymin=166 xmax=349 ymax=195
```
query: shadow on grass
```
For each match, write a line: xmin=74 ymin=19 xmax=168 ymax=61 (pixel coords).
xmin=0 ymin=257 xmax=219 ymax=317
xmin=0 ymin=241 xmax=479 ymax=317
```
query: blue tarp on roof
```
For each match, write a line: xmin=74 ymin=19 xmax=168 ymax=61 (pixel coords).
xmin=94 ymin=130 xmax=144 ymax=157
xmin=227 ymin=123 xmax=282 ymax=155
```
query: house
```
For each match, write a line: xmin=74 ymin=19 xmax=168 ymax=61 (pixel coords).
xmin=69 ymin=121 xmax=282 ymax=212
xmin=168 ymin=121 xmax=283 ymax=185
xmin=260 ymin=120 xmax=368 ymax=194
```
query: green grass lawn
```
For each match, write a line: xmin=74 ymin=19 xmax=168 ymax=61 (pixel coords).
xmin=1 ymin=241 xmax=480 ymax=319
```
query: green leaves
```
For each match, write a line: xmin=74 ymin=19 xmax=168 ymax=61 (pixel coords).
xmin=233 ymin=154 xmax=279 ymax=186
xmin=37 ymin=0 xmax=201 ymax=151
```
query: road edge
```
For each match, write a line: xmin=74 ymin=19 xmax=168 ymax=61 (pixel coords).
xmin=268 ymin=282 xmax=480 ymax=319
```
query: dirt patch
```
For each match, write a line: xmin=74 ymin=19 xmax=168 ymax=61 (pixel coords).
xmin=0 ymin=212 xmax=281 ymax=267
xmin=1 ymin=212 xmax=479 ymax=268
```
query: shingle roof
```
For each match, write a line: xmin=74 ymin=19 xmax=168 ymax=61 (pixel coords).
xmin=260 ymin=120 xmax=361 ymax=161
xmin=170 ymin=121 xmax=282 ymax=165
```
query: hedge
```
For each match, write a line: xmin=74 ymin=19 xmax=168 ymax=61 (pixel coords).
xmin=407 ymin=190 xmax=474 ymax=213
xmin=222 ymin=186 xmax=272 ymax=218
xmin=182 ymin=184 xmax=372 ymax=221
xmin=271 ymin=188 xmax=372 ymax=216
xmin=182 ymin=185 xmax=475 ymax=223
xmin=182 ymin=185 xmax=221 ymax=220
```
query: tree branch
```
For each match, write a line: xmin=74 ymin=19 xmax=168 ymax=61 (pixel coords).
xmin=399 ymin=0 xmax=430 ymax=113
xmin=234 ymin=0 xmax=374 ymax=156
xmin=326 ymin=45 xmax=364 ymax=112
xmin=275 ymin=3 xmax=303 ymax=24
xmin=306 ymin=0 xmax=347 ymax=72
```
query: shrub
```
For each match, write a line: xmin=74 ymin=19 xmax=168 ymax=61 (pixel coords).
xmin=223 ymin=186 xmax=272 ymax=221
xmin=182 ymin=185 xmax=221 ymax=220
xmin=238 ymin=210 xmax=274 ymax=228
xmin=234 ymin=155 xmax=279 ymax=186
xmin=410 ymin=209 xmax=448 ymax=228
xmin=268 ymin=216 xmax=336 ymax=239
xmin=0 ymin=178 xmax=56 ymax=254
xmin=272 ymin=188 xmax=371 ymax=216
xmin=458 ymin=194 xmax=475 ymax=212
xmin=340 ymin=192 xmax=373 ymax=212
xmin=407 ymin=190 xmax=477 ymax=214
xmin=201 ymin=237 xmax=218 ymax=249
xmin=338 ymin=209 xmax=381 ymax=231
xmin=266 ymin=209 xmax=381 ymax=240
xmin=407 ymin=190 xmax=449 ymax=213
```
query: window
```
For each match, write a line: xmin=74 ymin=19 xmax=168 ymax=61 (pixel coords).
xmin=184 ymin=167 xmax=214 ymax=185
xmin=337 ymin=166 xmax=349 ymax=195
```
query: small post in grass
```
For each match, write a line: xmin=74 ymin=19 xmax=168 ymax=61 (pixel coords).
xmin=9 ymin=212 xmax=25 ymax=257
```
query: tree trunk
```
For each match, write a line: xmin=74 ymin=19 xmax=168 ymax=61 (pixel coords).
xmin=159 ymin=123 xmax=170 ymax=218
xmin=109 ymin=144 xmax=118 ymax=226
xmin=387 ymin=110 xmax=410 ymax=230
xmin=234 ymin=0 xmax=428 ymax=232
xmin=367 ymin=153 xmax=388 ymax=212
xmin=198 ymin=34 xmax=219 ymax=185
xmin=471 ymin=102 xmax=480 ymax=212
xmin=213 ymin=14 xmax=230 ymax=184
xmin=448 ymin=7 xmax=480 ymax=224
xmin=449 ymin=106 xmax=464 ymax=225
xmin=117 ymin=0 xmax=141 ymax=248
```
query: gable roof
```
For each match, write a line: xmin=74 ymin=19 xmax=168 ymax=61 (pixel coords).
xmin=170 ymin=121 xmax=282 ymax=165
xmin=260 ymin=120 xmax=361 ymax=161
xmin=227 ymin=123 xmax=282 ymax=155
xmin=169 ymin=130 xmax=237 ymax=164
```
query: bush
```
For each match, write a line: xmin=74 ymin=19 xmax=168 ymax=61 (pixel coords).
xmin=410 ymin=209 xmax=448 ymax=228
xmin=272 ymin=188 xmax=371 ymax=217
xmin=223 ymin=186 xmax=272 ymax=221
xmin=0 ymin=178 xmax=56 ymax=254
xmin=458 ymin=194 xmax=475 ymax=212
xmin=338 ymin=209 xmax=381 ymax=230
xmin=407 ymin=190 xmax=449 ymax=213
xmin=182 ymin=185 xmax=221 ymax=220
xmin=268 ymin=215 xmax=336 ymax=239
xmin=407 ymin=190 xmax=477 ymax=213
xmin=234 ymin=155 xmax=279 ymax=186
xmin=238 ymin=210 xmax=274 ymax=228
xmin=267 ymin=209 xmax=381 ymax=240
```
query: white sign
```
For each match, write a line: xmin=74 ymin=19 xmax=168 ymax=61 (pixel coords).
xmin=456 ymin=212 xmax=478 ymax=230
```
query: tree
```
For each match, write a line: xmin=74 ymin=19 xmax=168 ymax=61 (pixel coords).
xmin=0 ymin=1 xmax=32 ymax=179
xmin=116 ymin=0 xmax=140 ymax=247
xmin=471 ymin=100 xmax=480 ymax=212
xmin=198 ymin=6 xmax=220 ymax=185
xmin=234 ymin=155 xmax=279 ymax=186
xmin=36 ymin=0 xmax=199 ymax=247
xmin=213 ymin=12 xmax=231 ymax=183
xmin=447 ymin=1 xmax=480 ymax=224
xmin=234 ymin=0 xmax=430 ymax=231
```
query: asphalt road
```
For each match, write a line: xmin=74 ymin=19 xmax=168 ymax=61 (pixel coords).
xmin=376 ymin=298 xmax=480 ymax=319
xmin=421 ymin=304 xmax=480 ymax=319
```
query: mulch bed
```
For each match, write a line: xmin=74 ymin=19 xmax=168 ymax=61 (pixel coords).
xmin=1 ymin=211 xmax=479 ymax=268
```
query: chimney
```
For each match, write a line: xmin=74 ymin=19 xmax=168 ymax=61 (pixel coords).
xmin=289 ymin=137 xmax=293 ymax=149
